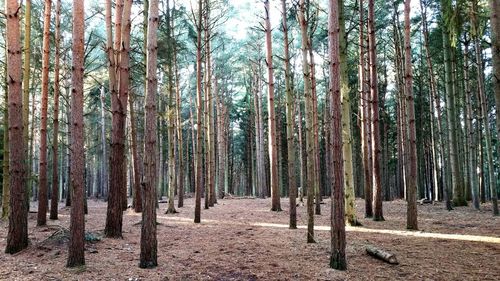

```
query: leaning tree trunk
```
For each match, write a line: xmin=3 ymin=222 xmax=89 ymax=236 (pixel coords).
xmin=37 ymin=0 xmax=52 ymax=227
xmin=264 ymin=0 xmax=282 ymax=212
xmin=140 ymin=0 xmax=159 ymax=268
xmin=66 ymin=0 xmax=86 ymax=267
xmin=174 ymin=49 xmax=185 ymax=208
xmin=328 ymin=0 xmax=347 ymax=270
xmin=299 ymin=0 xmax=315 ymax=243
xmin=50 ymin=0 xmax=62 ymax=220
xmin=404 ymin=0 xmax=418 ymax=230
xmin=281 ymin=0 xmax=297 ymax=229
xmin=368 ymin=0 xmax=384 ymax=221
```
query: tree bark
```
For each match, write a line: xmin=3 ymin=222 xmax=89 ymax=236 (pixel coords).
xmin=194 ymin=0 xmax=203 ymax=223
xmin=368 ymin=0 xmax=384 ymax=221
xmin=491 ymin=2 xmax=500 ymax=206
xmin=50 ymin=0 xmax=62 ymax=220
xmin=404 ymin=0 xmax=418 ymax=230
xmin=5 ymin=0 xmax=28 ymax=255
xmin=264 ymin=0 xmax=281 ymax=212
xmin=105 ymin=0 xmax=123 ymax=237
xmin=66 ymin=0 xmax=85 ymax=267
xmin=299 ymin=0 xmax=315 ymax=243
xmin=339 ymin=0 xmax=359 ymax=226
xmin=37 ymin=0 xmax=52 ymax=227
xmin=358 ymin=0 xmax=373 ymax=218
xmin=22 ymin=0 xmax=31 ymax=201
xmin=130 ymin=90 xmax=142 ymax=212
xmin=281 ymin=0 xmax=297 ymax=229
xmin=328 ymin=0 xmax=346 ymax=270
xmin=140 ymin=0 xmax=159 ymax=268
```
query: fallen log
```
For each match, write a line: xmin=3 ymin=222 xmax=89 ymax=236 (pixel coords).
xmin=366 ymin=246 xmax=399 ymax=265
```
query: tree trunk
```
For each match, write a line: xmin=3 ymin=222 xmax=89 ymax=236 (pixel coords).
xmin=299 ymin=0 xmax=315 ymax=243
xmin=491 ymin=2 xmax=500 ymax=204
xmin=140 ymin=0 xmax=158 ymax=268
xmin=105 ymin=0 xmax=124 ymax=237
xmin=174 ymin=47 xmax=185 ymax=208
xmin=194 ymin=0 xmax=203 ymax=223
xmin=368 ymin=0 xmax=384 ymax=221
xmin=66 ymin=0 xmax=85 ymax=267
xmin=281 ymin=0 xmax=297 ymax=229
xmin=339 ymin=0 xmax=359 ymax=226
xmin=404 ymin=0 xmax=418 ymax=230
xmin=472 ymin=0 xmax=498 ymax=215
xmin=37 ymin=0 xmax=52 ymax=227
xmin=50 ymin=0 xmax=62 ymax=220
xmin=264 ymin=0 xmax=281 ymax=212
xmin=22 ymin=0 xmax=31 ymax=202
xmin=358 ymin=0 xmax=373 ymax=218
xmin=463 ymin=40 xmax=480 ymax=210
xmin=130 ymin=91 xmax=142 ymax=212
xmin=328 ymin=0 xmax=346 ymax=270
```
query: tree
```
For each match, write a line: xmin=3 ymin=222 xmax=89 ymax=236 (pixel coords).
xmin=328 ymin=0 xmax=346 ymax=270
xmin=22 ymin=0 xmax=31 ymax=198
xmin=140 ymin=0 xmax=159 ymax=268
xmin=281 ymin=0 xmax=297 ymax=229
xmin=299 ymin=0 xmax=315 ymax=243
xmin=50 ymin=0 xmax=62 ymax=220
xmin=37 ymin=0 xmax=52 ymax=227
xmin=2 ymin=40 xmax=9 ymax=219
xmin=339 ymin=0 xmax=360 ymax=226
xmin=404 ymin=0 xmax=417 ymax=230
xmin=368 ymin=0 xmax=384 ymax=221
xmin=66 ymin=0 xmax=85 ymax=267
xmin=358 ymin=0 xmax=373 ymax=218
xmin=491 ymin=1 xmax=500 ymax=187
xmin=264 ymin=0 xmax=281 ymax=212
xmin=5 ymin=0 xmax=28 ymax=255
xmin=194 ymin=0 xmax=203 ymax=224
xmin=472 ymin=0 xmax=498 ymax=215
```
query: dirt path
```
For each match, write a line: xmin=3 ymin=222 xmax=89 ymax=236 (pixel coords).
xmin=0 ymin=198 xmax=499 ymax=280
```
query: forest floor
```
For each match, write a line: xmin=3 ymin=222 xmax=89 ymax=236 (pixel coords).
xmin=0 ymin=197 xmax=499 ymax=280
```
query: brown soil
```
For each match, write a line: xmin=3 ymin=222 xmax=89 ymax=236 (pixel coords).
xmin=1 ymin=198 xmax=499 ymax=280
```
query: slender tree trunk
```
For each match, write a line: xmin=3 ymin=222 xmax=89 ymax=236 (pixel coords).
xmin=50 ymin=0 xmax=62 ymax=220
xmin=37 ymin=0 xmax=52 ymax=227
xmin=309 ymin=45 xmax=321 ymax=215
xmin=194 ymin=0 xmax=203 ymax=223
xmin=264 ymin=0 xmax=281 ymax=212
xmin=358 ymin=0 xmax=373 ymax=217
xmin=404 ymin=0 xmax=418 ymax=230
xmin=100 ymin=87 xmax=108 ymax=200
xmin=297 ymin=97 xmax=305 ymax=203
xmin=105 ymin=0 xmax=124 ymax=238
xmin=66 ymin=0 xmax=85 ymax=267
xmin=140 ymin=0 xmax=159 ymax=268
xmin=368 ymin=0 xmax=384 ymax=221
xmin=328 ymin=0 xmax=346 ymax=270
xmin=491 ymin=1 xmax=500 ymax=197
xmin=463 ymin=40 xmax=480 ymax=210
xmin=281 ymin=0 xmax=297 ymax=229
xmin=174 ymin=49 xmax=185 ymax=208
xmin=22 ymin=0 xmax=31 ymax=201
xmin=130 ymin=90 xmax=142 ymax=212
xmin=299 ymin=0 xmax=315 ymax=243
xmin=339 ymin=0 xmax=359 ymax=226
